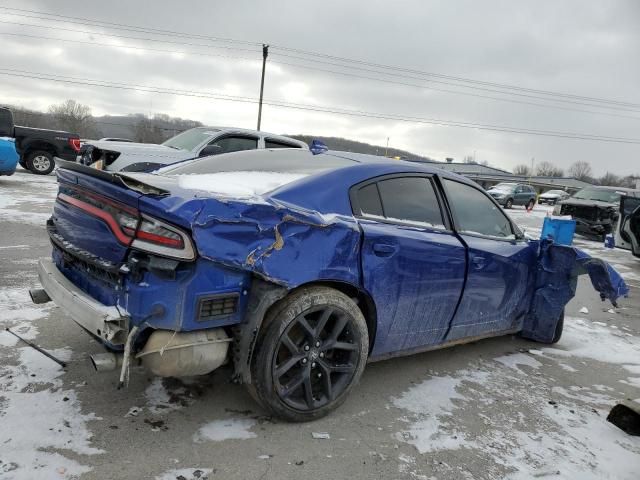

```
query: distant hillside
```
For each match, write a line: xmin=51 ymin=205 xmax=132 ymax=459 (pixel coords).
xmin=288 ymin=135 xmax=437 ymax=162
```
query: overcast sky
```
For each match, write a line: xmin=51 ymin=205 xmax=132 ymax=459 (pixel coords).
xmin=1 ymin=0 xmax=639 ymax=175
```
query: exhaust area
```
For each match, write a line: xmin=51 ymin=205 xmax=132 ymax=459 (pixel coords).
xmin=137 ymin=328 xmax=230 ymax=377
xmin=29 ymin=288 xmax=51 ymax=305
xmin=90 ymin=352 xmax=123 ymax=372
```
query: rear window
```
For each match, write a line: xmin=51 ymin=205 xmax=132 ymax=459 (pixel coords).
xmin=158 ymin=149 xmax=353 ymax=175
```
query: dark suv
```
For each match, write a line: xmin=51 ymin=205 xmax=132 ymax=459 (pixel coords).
xmin=486 ymin=182 xmax=537 ymax=209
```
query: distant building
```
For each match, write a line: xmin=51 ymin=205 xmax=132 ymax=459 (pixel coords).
xmin=406 ymin=159 xmax=591 ymax=193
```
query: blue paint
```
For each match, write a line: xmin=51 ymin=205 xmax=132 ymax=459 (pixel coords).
xmin=47 ymin=151 xmax=629 ymax=358
xmin=0 ymin=137 xmax=18 ymax=176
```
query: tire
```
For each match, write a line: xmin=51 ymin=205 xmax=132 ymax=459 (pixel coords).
xmin=26 ymin=150 xmax=55 ymax=175
xmin=18 ymin=159 xmax=27 ymax=169
xmin=250 ymin=286 xmax=369 ymax=422
xmin=505 ymin=198 xmax=514 ymax=209
xmin=549 ymin=311 xmax=564 ymax=344
xmin=527 ymin=199 xmax=535 ymax=210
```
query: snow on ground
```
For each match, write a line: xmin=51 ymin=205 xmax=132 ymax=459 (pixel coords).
xmin=392 ymin=317 xmax=640 ymax=479
xmin=0 ymin=347 xmax=102 ymax=479
xmin=0 ymin=172 xmax=57 ymax=226
xmin=193 ymin=418 xmax=258 ymax=442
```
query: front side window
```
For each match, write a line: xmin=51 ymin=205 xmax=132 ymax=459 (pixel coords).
xmin=208 ymin=136 xmax=258 ymax=155
xmin=355 ymin=176 xmax=445 ymax=228
xmin=444 ymin=179 xmax=515 ymax=239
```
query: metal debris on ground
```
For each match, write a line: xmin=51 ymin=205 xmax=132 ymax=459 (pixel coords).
xmin=4 ymin=327 xmax=67 ymax=367
xmin=579 ymin=307 xmax=589 ymax=314
xmin=311 ymin=432 xmax=330 ymax=439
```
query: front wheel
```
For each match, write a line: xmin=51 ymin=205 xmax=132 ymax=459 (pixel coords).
xmin=505 ymin=198 xmax=514 ymax=209
xmin=26 ymin=150 xmax=55 ymax=175
xmin=250 ymin=286 xmax=369 ymax=422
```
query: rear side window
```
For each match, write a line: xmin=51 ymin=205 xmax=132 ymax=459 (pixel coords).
xmin=354 ymin=176 xmax=445 ymax=228
xmin=444 ymin=179 xmax=515 ymax=239
xmin=265 ymin=139 xmax=301 ymax=149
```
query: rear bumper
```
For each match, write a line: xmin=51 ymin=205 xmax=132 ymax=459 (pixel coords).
xmin=37 ymin=258 xmax=129 ymax=345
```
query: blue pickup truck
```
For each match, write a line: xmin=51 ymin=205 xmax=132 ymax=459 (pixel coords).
xmin=0 ymin=137 xmax=18 ymax=176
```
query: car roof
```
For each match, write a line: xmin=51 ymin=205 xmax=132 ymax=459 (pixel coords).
xmin=190 ymin=126 xmax=307 ymax=145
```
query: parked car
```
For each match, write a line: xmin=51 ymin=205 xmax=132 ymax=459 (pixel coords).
xmin=78 ymin=126 xmax=307 ymax=172
xmin=615 ymin=194 xmax=640 ymax=256
xmin=0 ymin=107 xmax=81 ymax=175
xmin=486 ymin=182 xmax=537 ymax=209
xmin=31 ymin=149 xmax=626 ymax=421
xmin=0 ymin=137 xmax=19 ymax=176
xmin=554 ymin=186 xmax=640 ymax=240
xmin=538 ymin=189 xmax=570 ymax=205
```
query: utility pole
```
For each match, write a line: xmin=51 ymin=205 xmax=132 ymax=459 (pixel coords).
xmin=385 ymin=137 xmax=389 ymax=157
xmin=256 ymin=44 xmax=269 ymax=131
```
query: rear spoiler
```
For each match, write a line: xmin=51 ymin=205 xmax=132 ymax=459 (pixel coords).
xmin=55 ymin=158 xmax=170 ymax=196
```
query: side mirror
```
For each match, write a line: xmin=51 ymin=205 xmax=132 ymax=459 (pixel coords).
xmin=199 ymin=144 xmax=223 ymax=157
xmin=0 ymin=107 xmax=15 ymax=137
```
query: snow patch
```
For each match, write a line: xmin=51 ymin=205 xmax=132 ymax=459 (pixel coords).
xmin=0 ymin=348 xmax=102 ymax=479
xmin=177 ymin=171 xmax=307 ymax=198
xmin=193 ymin=418 xmax=257 ymax=442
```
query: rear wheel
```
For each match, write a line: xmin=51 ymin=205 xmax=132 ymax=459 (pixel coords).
xmin=250 ymin=286 xmax=369 ymax=422
xmin=505 ymin=198 xmax=514 ymax=209
xmin=26 ymin=150 xmax=55 ymax=175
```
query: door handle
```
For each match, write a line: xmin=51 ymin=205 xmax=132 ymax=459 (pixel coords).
xmin=372 ymin=243 xmax=397 ymax=257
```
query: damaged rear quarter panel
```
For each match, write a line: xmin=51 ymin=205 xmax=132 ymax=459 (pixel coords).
xmin=191 ymin=197 xmax=362 ymax=288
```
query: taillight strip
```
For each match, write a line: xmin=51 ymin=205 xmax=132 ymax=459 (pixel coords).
xmin=58 ymin=193 xmax=134 ymax=246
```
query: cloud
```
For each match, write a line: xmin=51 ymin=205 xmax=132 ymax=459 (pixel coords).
xmin=1 ymin=0 xmax=639 ymax=175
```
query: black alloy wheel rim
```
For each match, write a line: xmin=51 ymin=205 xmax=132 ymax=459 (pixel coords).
xmin=272 ymin=306 xmax=360 ymax=411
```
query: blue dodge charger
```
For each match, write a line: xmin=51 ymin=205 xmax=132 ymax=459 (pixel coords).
xmin=32 ymin=148 xmax=626 ymax=421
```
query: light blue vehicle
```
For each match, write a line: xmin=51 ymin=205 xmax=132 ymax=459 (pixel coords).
xmin=0 ymin=137 xmax=19 ymax=176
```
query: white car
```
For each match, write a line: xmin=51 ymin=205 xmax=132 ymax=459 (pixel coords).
xmin=538 ymin=189 xmax=570 ymax=205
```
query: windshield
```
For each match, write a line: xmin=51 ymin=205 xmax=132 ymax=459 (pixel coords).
xmin=572 ymin=188 xmax=623 ymax=203
xmin=491 ymin=183 xmax=517 ymax=192
xmin=162 ymin=128 xmax=218 ymax=151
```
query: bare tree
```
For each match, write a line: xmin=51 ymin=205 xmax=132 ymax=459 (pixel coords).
xmin=513 ymin=164 xmax=531 ymax=176
xmin=134 ymin=117 xmax=167 ymax=143
xmin=536 ymin=161 xmax=564 ymax=177
xmin=598 ymin=172 xmax=621 ymax=186
xmin=567 ymin=161 xmax=593 ymax=181
xmin=463 ymin=155 xmax=477 ymax=164
xmin=48 ymin=99 xmax=97 ymax=138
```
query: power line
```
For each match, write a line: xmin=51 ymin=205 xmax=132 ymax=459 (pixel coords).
xmin=2 ymin=67 xmax=640 ymax=145
xmin=0 ymin=31 xmax=261 ymax=62
xmin=0 ymin=19 xmax=262 ymax=54
xmin=2 ymin=5 xmax=638 ymax=110
xmin=0 ymin=7 xmax=260 ymax=47
xmin=3 ymin=25 xmax=640 ymax=119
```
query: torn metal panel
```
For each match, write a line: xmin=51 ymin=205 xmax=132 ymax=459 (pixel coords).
xmin=521 ymin=240 xmax=629 ymax=343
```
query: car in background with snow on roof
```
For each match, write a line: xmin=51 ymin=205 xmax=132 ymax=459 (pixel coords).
xmin=538 ymin=189 xmax=570 ymax=205
xmin=78 ymin=126 xmax=307 ymax=172
xmin=30 ymin=149 xmax=627 ymax=421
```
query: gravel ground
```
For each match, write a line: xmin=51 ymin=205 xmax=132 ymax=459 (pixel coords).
xmin=1 ymin=169 xmax=639 ymax=480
